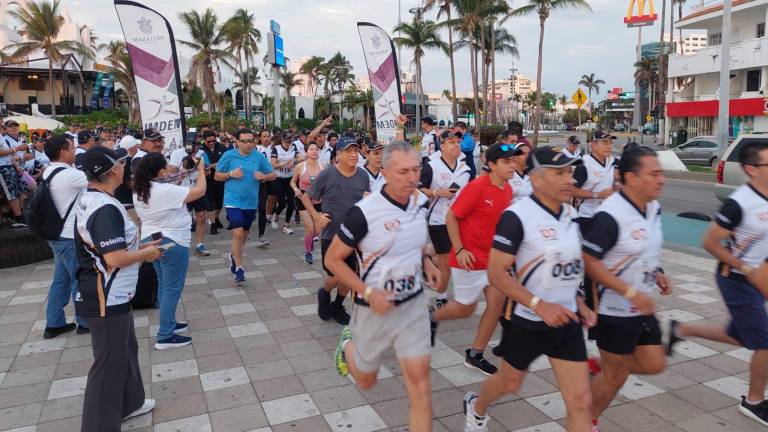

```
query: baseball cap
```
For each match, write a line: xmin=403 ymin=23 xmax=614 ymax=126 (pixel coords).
xmin=369 ymin=142 xmax=384 ymax=150
xmin=4 ymin=120 xmax=19 ymax=127
xmin=440 ymin=130 xmax=463 ymax=140
xmin=301 ymin=129 xmax=311 ymax=136
xmin=567 ymin=135 xmax=580 ymax=144
xmin=143 ymin=128 xmax=163 ymax=141
xmin=526 ymin=146 xmax=583 ymax=173
xmin=77 ymin=130 xmax=93 ymax=143
xmin=80 ymin=146 xmax=128 ymax=179
xmin=118 ymin=135 xmax=139 ymax=150
xmin=336 ymin=136 xmax=359 ymax=151
xmin=485 ymin=142 xmax=524 ymax=163
xmin=592 ymin=130 xmax=617 ymax=141
xmin=421 ymin=117 xmax=436 ymax=126
xmin=280 ymin=130 xmax=293 ymax=141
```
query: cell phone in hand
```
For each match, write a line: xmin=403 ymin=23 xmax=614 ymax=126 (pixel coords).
xmin=156 ymin=243 xmax=175 ymax=251
xmin=151 ymin=232 xmax=162 ymax=241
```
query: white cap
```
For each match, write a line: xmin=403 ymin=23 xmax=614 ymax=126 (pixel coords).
xmin=118 ymin=135 xmax=139 ymax=149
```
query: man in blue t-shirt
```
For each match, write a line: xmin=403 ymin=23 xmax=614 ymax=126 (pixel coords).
xmin=214 ymin=128 xmax=276 ymax=283
xmin=456 ymin=121 xmax=476 ymax=179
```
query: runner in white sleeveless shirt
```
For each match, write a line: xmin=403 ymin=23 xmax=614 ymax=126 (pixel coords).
xmin=363 ymin=142 xmax=385 ymax=192
xmin=572 ymin=131 xmax=617 ymax=234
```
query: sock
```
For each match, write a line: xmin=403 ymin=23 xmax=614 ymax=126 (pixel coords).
xmin=746 ymin=398 xmax=764 ymax=406
xmin=333 ymin=294 xmax=346 ymax=307
xmin=469 ymin=348 xmax=484 ymax=359
xmin=437 ymin=293 xmax=448 ymax=301
xmin=304 ymin=235 xmax=313 ymax=253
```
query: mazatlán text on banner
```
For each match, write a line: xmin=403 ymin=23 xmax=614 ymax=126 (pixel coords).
xmin=357 ymin=22 xmax=403 ymax=145
xmin=114 ymin=0 xmax=186 ymax=152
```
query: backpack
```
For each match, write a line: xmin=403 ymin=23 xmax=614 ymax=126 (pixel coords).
xmin=25 ymin=167 xmax=77 ymax=240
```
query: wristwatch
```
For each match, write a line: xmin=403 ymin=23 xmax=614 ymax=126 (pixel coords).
xmin=624 ymin=287 xmax=637 ymax=299
xmin=363 ymin=286 xmax=373 ymax=302
xmin=740 ymin=264 xmax=755 ymax=275
xmin=529 ymin=296 xmax=541 ymax=312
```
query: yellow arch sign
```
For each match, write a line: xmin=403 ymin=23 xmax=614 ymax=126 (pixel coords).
xmin=625 ymin=0 xmax=658 ymax=27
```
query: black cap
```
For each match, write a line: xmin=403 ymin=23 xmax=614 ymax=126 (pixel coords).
xmin=567 ymin=135 xmax=580 ymax=144
xmin=369 ymin=142 xmax=384 ymax=150
xmin=301 ymin=129 xmax=311 ymax=136
xmin=77 ymin=130 xmax=93 ymax=143
xmin=280 ymin=130 xmax=293 ymax=141
xmin=421 ymin=117 xmax=436 ymax=126
xmin=485 ymin=142 xmax=524 ymax=163
xmin=143 ymin=128 xmax=163 ymax=141
xmin=336 ymin=136 xmax=359 ymax=151
xmin=4 ymin=120 xmax=19 ymax=127
xmin=80 ymin=146 xmax=128 ymax=178
xmin=592 ymin=130 xmax=617 ymax=141
xmin=319 ymin=128 xmax=330 ymax=135
xmin=440 ymin=130 xmax=462 ymax=141
xmin=526 ymin=146 xmax=583 ymax=173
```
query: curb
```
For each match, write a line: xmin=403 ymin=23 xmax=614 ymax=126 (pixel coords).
xmin=663 ymin=170 xmax=715 ymax=183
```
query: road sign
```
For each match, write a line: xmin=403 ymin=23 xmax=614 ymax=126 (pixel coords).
xmin=572 ymin=88 xmax=587 ymax=107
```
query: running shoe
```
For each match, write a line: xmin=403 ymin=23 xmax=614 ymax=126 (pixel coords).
xmin=433 ymin=297 xmax=448 ymax=310
xmin=665 ymin=319 xmax=683 ymax=356
xmin=123 ymin=399 xmax=156 ymax=420
xmin=463 ymin=392 xmax=489 ymax=432
xmin=330 ymin=302 xmax=350 ymax=325
xmin=464 ymin=349 xmax=497 ymax=376
xmin=234 ymin=268 xmax=246 ymax=283
xmin=12 ymin=221 xmax=27 ymax=228
xmin=304 ymin=252 xmax=313 ymax=264
xmin=210 ymin=223 xmax=218 ymax=235
xmin=154 ymin=334 xmax=192 ymax=350
xmin=270 ymin=215 xmax=279 ymax=229
xmin=76 ymin=325 xmax=90 ymax=335
xmin=194 ymin=244 xmax=210 ymax=257
xmin=253 ymin=238 xmax=270 ymax=248
xmin=229 ymin=254 xmax=236 ymax=274
xmin=335 ymin=326 xmax=352 ymax=376
xmin=282 ymin=226 xmax=294 ymax=235
xmin=215 ymin=219 xmax=224 ymax=229
xmin=173 ymin=322 xmax=189 ymax=334
xmin=739 ymin=396 xmax=768 ymax=427
xmin=317 ymin=288 xmax=332 ymax=321
xmin=43 ymin=323 xmax=76 ymax=339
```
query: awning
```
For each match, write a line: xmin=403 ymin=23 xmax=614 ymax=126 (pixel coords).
xmin=666 ymin=98 xmax=766 ymax=118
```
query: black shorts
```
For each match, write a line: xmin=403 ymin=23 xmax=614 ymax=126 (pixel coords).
xmin=296 ymin=195 xmax=322 ymax=213
xmin=428 ymin=225 xmax=452 ymax=254
xmin=591 ymin=314 xmax=661 ymax=355
xmin=204 ymin=179 xmax=224 ymax=211
xmin=498 ymin=318 xmax=587 ymax=371
xmin=321 ymin=238 xmax=358 ymax=277
xmin=186 ymin=196 xmax=208 ymax=212
xmin=263 ymin=180 xmax=274 ymax=196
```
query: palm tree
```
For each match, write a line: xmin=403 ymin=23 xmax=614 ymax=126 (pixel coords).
xmin=280 ymin=71 xmax=304 ymax=119
xmin=77 ymin=25 xmax=99 ymax=69
xmin=511 ymin=0 xmax=592 ymax=145
xmin=233 ymin=66 xmax=261 ymax=111
xmin=323 ymin=53 xmax=355 ymax=123
xmin=221 ymin=9 xmax=261 ymax=123
xmin=298 ymin=56 xmax=325 ymax=113
xmin=634 ymin=59 xmax=658 ymax=120
xmin=578 ymin=73 xmax=605 ymax=116
xmin=101 ymin=41 xmax=140 ymax=124
xmin=393 ymin=18 xmax=447 ymax=133
xmin=482 ymin=24 xmax=518 ymax=123
xmin=3 ymin=0 xmax=88 ymax=116
xmin=425 ymin=0 xmax=459 ymax=124
xmin=178 ymin=9 xmax=234 ymax=118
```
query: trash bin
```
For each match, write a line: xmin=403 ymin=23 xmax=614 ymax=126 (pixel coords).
xmin=677 ymin=129 xmax=688 ymax=146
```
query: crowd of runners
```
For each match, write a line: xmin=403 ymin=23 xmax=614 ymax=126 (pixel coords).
xmin=27 ymin=113 xmax=768 ymax=431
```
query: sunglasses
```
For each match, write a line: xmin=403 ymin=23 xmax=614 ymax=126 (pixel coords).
xmin=239 ymin=139 xmax=255 ymax=143
xmin=205 ymin=139 xmax=216 ymax=143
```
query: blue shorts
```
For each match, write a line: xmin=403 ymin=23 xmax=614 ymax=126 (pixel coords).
xmin=226 ymin=208 xmax=256 ymax=231
xmin=717 ymin=273 xmax=768 ymax=350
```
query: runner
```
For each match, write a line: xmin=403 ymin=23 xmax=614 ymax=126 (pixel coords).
xmin=168 ymin=141 xmax=211 ymax=257
xmin=199 ymin=130 xmax=229 ymax=235
xmin=666 ymin=140 xmax=768 ymax=427
xmin=500 ymin=131 xmax=532 ymax=204
xmin=582 ymin=146 xmax=671 ymax=432
xmin=562 ymin=135 xmax=583 ymax=159
xmin=573 ymin=131 xmax=617 ymax=235
xmin=254 ymin=129 xmax=274 ymax=247
xmin=291 ymin=142 xmax=325 ymax=264
xmin=420 ymin=117 xmax=439 ymax=160
xmin=419 ymin=130 xmax=471 ymax=309
xmin=270 ymin=130 xmax=301 ymax=234
xmin=363 ymin=142 xmax=385 ymax=192
xmin=301 ymin=136 xmax=370 ymax=325
xmin=463 ymin=146 xmax=595 ymax=432
xmin=429 ymin=142 xmax=518 ymax=376
xmin=213 ymin=129 xmax=276 ymax=283
xmin=456 ymin=122 xmax=476 ymax=180
xmin=330 ymin=141 xmax=440 ymax=432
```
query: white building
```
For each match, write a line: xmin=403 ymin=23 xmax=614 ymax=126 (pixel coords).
xmin=667 ymin=0 xmax=768 ymax=140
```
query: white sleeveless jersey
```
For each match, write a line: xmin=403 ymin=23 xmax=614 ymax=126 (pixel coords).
xmin=423 ymin=157 xmax=471 ymax=226
xmin=493 ymin=197 xmax=582 ymax=323
xmin=578 ymin=154 xmax=616 ymax=218
xmin=508 ymin=171 xmax=532 ymax=204
xmin=338 ymin=190 xmax=430 ymax=306
xmin=561 ymin=147 xmax=582 ymax=159
xmin=364 ymin=165 xmax=385 ymax=193
xmin=586 ymin=192 xmax=663 ymax=317
xmin=257 ymin=144 xmax=271 ymax=162
xmin=716 ymin=184 xmax=768 ymax=272
xmin=271 ymin=143 xmax=299 ymax=178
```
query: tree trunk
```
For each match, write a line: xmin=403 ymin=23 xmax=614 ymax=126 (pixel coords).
xmin=658 ymin=0 xmax=667 ymax=131
xmin=533 ymin=16 xmax=546 ymax=147
xmin=491 ymin=19 xmax=497 ymax=124
xmin=588 ymin=88 xmax=592 ymax=117
xmin=480 ymin=24 xmax=487 ymax=125
xmin=470 ymin=44 xmax=479 ymax=125
xmin=244 ymin=51 xmax=251 ymax=124
xmin=446 ymin=3 xmax=458 ymax=125
xmin=48 ymin=58 xmax=57 ymax=116
xmin=416 ymin=57 xmax=423 ymax=134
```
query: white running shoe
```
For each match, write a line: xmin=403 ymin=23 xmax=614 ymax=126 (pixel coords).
xmin=282 ymin=226 xmax=294 ymax=235
xmin=254 ymin=238 xmax=270 ymax=248
xmin=270 ymin=214 xmax=279 ymax=229
xmin=463 ymin=392 xmax=488 ymax=432
xmin=123 ymin=399 xmax=155 ymax=420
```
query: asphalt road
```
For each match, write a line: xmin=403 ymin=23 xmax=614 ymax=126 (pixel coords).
xmin=660 ymin=178 xmax=721 ymax=218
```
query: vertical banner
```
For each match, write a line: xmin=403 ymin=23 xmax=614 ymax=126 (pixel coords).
xmin=357 ymin=22 xmax=403 ymax=144
xmin=114 ymin=0 xmax=186 ymax=152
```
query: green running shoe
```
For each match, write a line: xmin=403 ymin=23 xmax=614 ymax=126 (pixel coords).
xmin=335 ymin=326 xmax=352 ymax=377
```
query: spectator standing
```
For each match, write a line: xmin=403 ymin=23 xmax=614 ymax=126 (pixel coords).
xmin=169 ymin=143 xmax=211 ymax=257
xmin=133 ymin=129 xmax=164 ymax=162
xmin=76 ymin=146 xmax=161 ymax=432
xmin=42 ymin=135 xmax=89 ymax=338
xmin=420 ymin=117 xmax=439 ymax=159
xmin=0 ymin=119 xmax=30 ymax=226
xmin=133 ymin=153 xmax=207 ymax=349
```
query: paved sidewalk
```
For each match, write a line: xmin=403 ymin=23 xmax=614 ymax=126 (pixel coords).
xmin=0 ymin=227 xmax=760 ymax=432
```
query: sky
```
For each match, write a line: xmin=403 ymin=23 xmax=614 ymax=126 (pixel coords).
xmin=64 ymin=0 xmax=692 ymax=102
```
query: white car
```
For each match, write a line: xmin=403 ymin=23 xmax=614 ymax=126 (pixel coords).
xmin=714 ymin=134 xmax=768 ymax=202
xmin=575 ymin=122 xmax=597 ymax=131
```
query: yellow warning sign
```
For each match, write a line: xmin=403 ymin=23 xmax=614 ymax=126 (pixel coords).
xmin=572 ymin=88 xmax=587 ymax=108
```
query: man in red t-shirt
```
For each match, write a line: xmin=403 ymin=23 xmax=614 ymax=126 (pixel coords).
xmin=430 ymin=143 xmax=519 ymax=375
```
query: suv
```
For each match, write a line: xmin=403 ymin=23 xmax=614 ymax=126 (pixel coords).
xmin=714 ymin=134 xmax=768 ymax=201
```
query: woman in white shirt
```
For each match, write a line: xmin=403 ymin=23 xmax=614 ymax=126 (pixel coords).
xmin=132 ymin=153 xmax=206 ymax=350
xmin=509 ymin=143 xmax=533 ymax=204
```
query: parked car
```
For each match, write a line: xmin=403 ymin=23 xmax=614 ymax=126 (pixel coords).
xmin=576 ymin=122 xmax=597 ymax=131
xmin=672 ymin=136 xmax=721 ymax=167
xmin=714 ymin=134 xmax=768 ymax=202
xmin=613 ymin=123 xmax=626 ymax=132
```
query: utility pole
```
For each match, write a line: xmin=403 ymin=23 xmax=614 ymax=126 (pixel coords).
xmin=718 ymin=0 xmax=732 ymax=157
xmin=273 ymin=65 xmax=281 ymax=127
xmin=632 ymin=26 xmax=643 ymax=130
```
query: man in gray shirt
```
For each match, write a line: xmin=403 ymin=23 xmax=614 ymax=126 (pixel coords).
xmin=302 ymin=136 xmax=370 ymax=324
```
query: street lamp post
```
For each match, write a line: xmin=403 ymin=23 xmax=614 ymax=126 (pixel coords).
xmin=718 ymin=1 xmax=732 ymax=158
xmin=409 ymin=6 xmax=425 ymax=134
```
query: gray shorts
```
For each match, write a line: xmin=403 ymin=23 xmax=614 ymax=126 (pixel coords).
xmin=350 ymin=293 xmax=431 ymax=373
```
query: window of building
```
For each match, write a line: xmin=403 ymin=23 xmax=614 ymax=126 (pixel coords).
xmin=710 ymin=33 xmax=722 ymax=46
xmin=747 ymin=69 xmax=761 ymax=92
xmin=759 ymin=23 xmax=766 ymax=38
